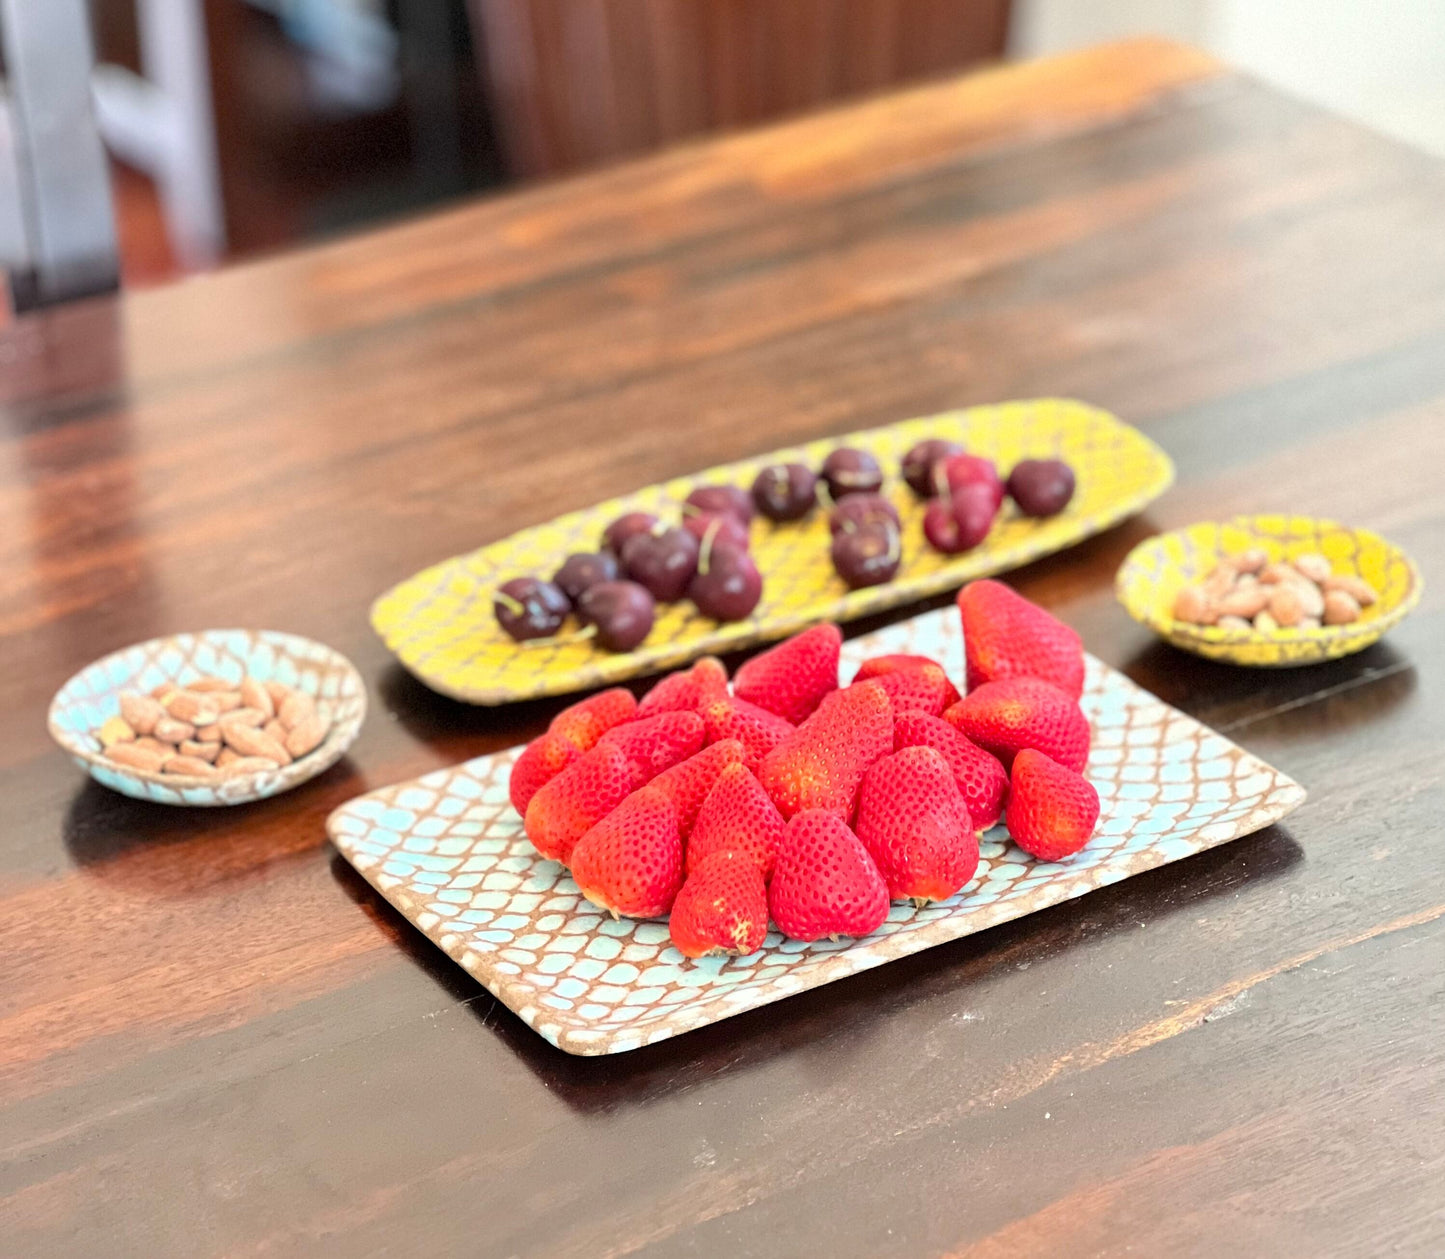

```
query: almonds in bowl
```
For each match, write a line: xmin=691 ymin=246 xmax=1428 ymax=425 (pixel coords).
xmin=1115 ymin=515 xmax=1421 ymax=667
xmin=48 ymin=629 xmax=367 ymax=805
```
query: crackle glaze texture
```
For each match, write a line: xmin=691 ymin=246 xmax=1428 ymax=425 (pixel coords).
xmin=48 ymin=630 xmax=367 ymax=806
xmin=329 ymin=606 xmax=1305 ymax=1055
xmin=1116 ymin=514 xmax=1421 ymax=667
xmin=372 ymin=399 xmax=1172 ymax=704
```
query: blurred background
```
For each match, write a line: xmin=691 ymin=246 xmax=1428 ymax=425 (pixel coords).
xmin=2 ymin=0 xmax=1443 ymax=304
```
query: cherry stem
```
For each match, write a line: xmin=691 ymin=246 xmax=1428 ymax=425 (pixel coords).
xmin=515 ymin=623 xmax=597 ymax=648
xmin=698 ymin=519 xmax=720 ymax=576
xmin=494 ymin=591 xmax=526 ymax=616
xmin=815 ymin=480 xmax=835 ymax=511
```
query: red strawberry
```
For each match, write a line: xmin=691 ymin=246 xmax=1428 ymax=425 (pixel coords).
xmin=644 ymin=739 xmax=747 ymax=837
xmin=854 ymin=654 xmax=962 ymax=710
xmin=637 ymin=657 xmax=729 ymax=718
xmin=943 ymin=677 xmax=1089 ymax=773
xmin=733 ymin=623 xmax=842 ymax=724
xmin=597 ymin=710 xmax=706 ymax=779
xmin=893 ymin=709 xmax=1009 ymax=830
xmin=549 ymin=687 xmax=639 ymax=749
xmin=854 ymin=747 xmax=979 ymax=904
xmin=669 ymin=851 xmax=769 ymax=958
xmin=687 ymin=762 xmax=785 ymax=880
xmin=758 ymin=680 xmax=893 ymax=819
xmin=849 ymin=659 xmax=958 ymax=717
xmin=510 ymin=687 xmax=639 ymax=815
xmin=958 ymin=579 xmax=1085 ymax=699
xmin=524 ymin=742 xmax=638 ymax=864
xmin=768 ymin=810 xmax=889 ymax=941
xmin=701 ymin=695 xmax=794 ymax=769
xmin=1005 ymin=749 xmax=1100 ymax=860
xmin=571 ymin=789 xmax=684 ymax=918
xmin=509 ymin=731 xmax=582 ymax=816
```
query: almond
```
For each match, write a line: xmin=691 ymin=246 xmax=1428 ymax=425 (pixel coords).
xmin=215 ymin=747 xmax=241 ymax=768
xmin=240 ymin=678 xmax=275 ymax=719
xmin=195 ymin=722 xmax=222 ymax=742
xmin=1293 ymin=552 xmax=1332 ymax=584
xmin=1323 ymin=574 xmax=1377 ymax=606
xmin=1216 ymin=615 xmax=1253 ymax=631
xmin=1323 ymin=590 xmax=1362 ymax=625
xmin=1268 ymin=585 xmax=1304 ymax=627
xmin=152 ymin=716 xmax=196 ymax=745
xmin=1292 ymin=578 xmax=1325 ymax=618
xmin=134 ymin=736 xmax=171 ymax=754
xmin=188 ymin=676 xmax=235 ymax=693
xmin=163 ymin=755 xmax=217 ymax=777
xmin=1258 ymin=562 xmax=1294 ymax=585
xmin=265 ymin=681 xmax=292 ymax=708
xmin=285 ymin=712 xmax=328 ymax=759
xmin=97 ymin=715 xmax=136 ymax=747
xmin=1202 ymin=564 xmax=1237 ymax=600
xmin=1233 ymin=548 xmax=1269 ymax=575
xmin=1253 ymin=610 xmax=1279 ymax=632
xmin=1216 ymin=586 xmax=1269 ymax=619
xmin=210 ymin=691 xmax=244 ymax=713
xmin=219 ymin=707 xmax=266 ymax=732
xmin=1172 ymin=585 xmax=1213 ymax=624
xmin=107 ymin=742 xmax=168 ymax=772
xmin=119 ymin=692 xmax=164 ymax=735
xmin=164 ymin=690 xmax=219 ymax=725
xmin=181 ymin=739 xmax=222 ymax=762
xmin=222 ymin=755 xmax=282 ymax=776
xmin=222 ymin=722 xmax=292 ymax=765
xmin=278 ymin=690 xmax=316 ymax=731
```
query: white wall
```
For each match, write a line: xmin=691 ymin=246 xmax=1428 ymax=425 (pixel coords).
xmin=1012 ymin=0 xmax=1445 ymax=158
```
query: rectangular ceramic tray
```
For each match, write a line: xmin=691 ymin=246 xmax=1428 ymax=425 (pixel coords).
xmin=329 ymin=606 xmax=1305 ymax=1056
xmin=372 ymin=398 xmax=1172 ymax=704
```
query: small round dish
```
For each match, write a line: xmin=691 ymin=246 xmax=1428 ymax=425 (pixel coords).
xmin=48 ymin=629 xmax=367 ymax=805
xmin=1116 ymin=514 xmax=1421 ymax=667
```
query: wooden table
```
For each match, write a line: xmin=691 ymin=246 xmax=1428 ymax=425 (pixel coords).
xmin=3 ymin=39 xmax=1443 ymax=1258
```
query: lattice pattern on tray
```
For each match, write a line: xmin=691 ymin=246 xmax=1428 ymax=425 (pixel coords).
xmin=372 ymin=399 xmax=1173 ymax=704
xmin=329 ymin=606 xmax=1304 ymax=1055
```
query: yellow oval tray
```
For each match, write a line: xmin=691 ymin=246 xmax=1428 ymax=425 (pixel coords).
xmin=374 ymin=398 xmax=1173 ymax=704
xmin=1116 ymin=514 xmax=1422 ymax=667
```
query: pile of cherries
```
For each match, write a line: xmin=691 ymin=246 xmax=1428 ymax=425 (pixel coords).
xmin=493 ymin=438 xmax=1076 ymax=651
xmin=903 ymin=440 xmax=1076 ymax=556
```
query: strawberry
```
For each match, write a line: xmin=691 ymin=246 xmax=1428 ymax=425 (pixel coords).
xmin=768 ymin=810 xmax=889 ymax=941
xmin=893 ymin=709 xmax=1009 ymax=830
xmin=637 ymin=657 xmax=729 ymax=718
xmin=957 ymin=579 xmax=1085 ymax=699
xmin=943 ymin=677 xmax=1089 ymax=773
xmin=701 ymin=694 xmax=794 ymax=769
xmin=510 ymin=687 xmax=639 ymax=815
xmin=571 ymin=789 xmax=684 ymax=918
xmin=509 ymin=731 xmax=582 ymax=816
xmin=524 ymin=742 xmax=639 ymax=864
xmin=733 ymin=623 xmax=842 ymax=724
xmin=758 ymin=680 xmax=893 ymax=819
xmin=549 ymin=687 xmax=639 ymax=749
xmin=669 ymin=851 xmax=769 ymax=958
xmin=597 ymin=710 xmax=706 ymax=779
xmin=687 ymin=762 xmax=785 ymax=880
xmin=644 ymin=739 xmax=747 ymax=837
xmin=1005 ymin=749 xmax=1100 ymax=860
xmin=854 ymin=747 xmax=979 ymax=904
xmin=849 ymin=658 xmax=958 ymax=717
xmin=854 ymin=654 xmax=962 ymax=710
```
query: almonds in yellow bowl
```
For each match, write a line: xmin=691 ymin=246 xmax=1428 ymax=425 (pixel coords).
xmin=1115 ymin=515 xmax=1421 ymax=667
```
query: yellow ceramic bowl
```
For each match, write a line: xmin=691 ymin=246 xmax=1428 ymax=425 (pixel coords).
xmin=1116 ymin=515 xmax=1421 ymax=667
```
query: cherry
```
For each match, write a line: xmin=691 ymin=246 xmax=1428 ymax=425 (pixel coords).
xmin=922 ymin=483 xmax=998 ymax=554
xmin=820 ymin=448 xmax=884 ymax=500
xmin=552 ymin=551 xmax=619 ymax=606
xmin=494 ymin=577 xmax=570 ymax=641
xmin=689 ymin=532 xmax=763 ymax=621
xmin=1007 ymin=458 xmax=1076 ymax=517
xmin=620 ymin=524 xmax=700 ymax=601
xmin=901 ymin=439 xmax=964 ymax=497
xmin=828 ymin=493 xmax=900 ymax=537
xmin=578 ymin=581 xmax=655 ymax=652
xmin=751 ymin=463 xmax=817 ymax=521
xmin=602 ymin=512 xmax=660 ymax=556
xmin=940 ymin=454 xmax=1004 ymax=512
xmin=831 ymin=521 xmax=901 ymax=588
xmin=683 ymin=509 xmax=750 ymax=552
xmin=685 ymin=484 xmax=753 ymax=524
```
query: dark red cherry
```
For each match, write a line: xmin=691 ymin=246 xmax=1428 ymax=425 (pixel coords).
xmin=750 ymin=463 xmax=817 ymax=522
xmin=684 ymin=484 xmax=753 ymax=524
xmin=828 ymin=493 xmax=900 ymax=537
xmin=683 ymin=510 xmax=750 ymax=552
xmin=602 ymin=512 xmax=660 ymax=556
xmin=552 ymin=552 xmax=620 ymax=606
xmin=578 ymin=581 xmax=655 ymax=652
xmin=831 ymin=521 xmax=901 ymax=589
xmin=620 ymin=525 xmax=700 ymax=602
xmin=494 ymin=577 xmax=570 ymax=641
xmin=689 ymin=541 xmax=763 ymax=621
xmin=1007 ymin=459 xmax=1076 ymax=517
xmin=901 ymin=439 xmax=964 ymax=497
xmin=820 ymin=448 xmax=884 ymax=500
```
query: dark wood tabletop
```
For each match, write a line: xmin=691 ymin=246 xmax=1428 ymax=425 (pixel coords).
xmin=3 ymin=38 xmax=1443 ymax=1258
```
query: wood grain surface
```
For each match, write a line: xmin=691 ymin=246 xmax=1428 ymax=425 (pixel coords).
xmin=2 ymin=38 xmax=1443 ymax=1258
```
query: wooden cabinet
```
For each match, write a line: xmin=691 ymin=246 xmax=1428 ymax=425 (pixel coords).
xmin=469 ymin=0 xmax=1011 ymax=177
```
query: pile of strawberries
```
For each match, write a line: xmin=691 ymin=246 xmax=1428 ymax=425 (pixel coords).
xmin=508 ymin=580 xmax=1100 ymax=958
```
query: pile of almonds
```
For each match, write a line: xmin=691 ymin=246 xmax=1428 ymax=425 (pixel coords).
xmin=94 ymin=675 xmax=333 ymax=777
xmin=1172 ymin=549 xmax=1378 ymax=632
